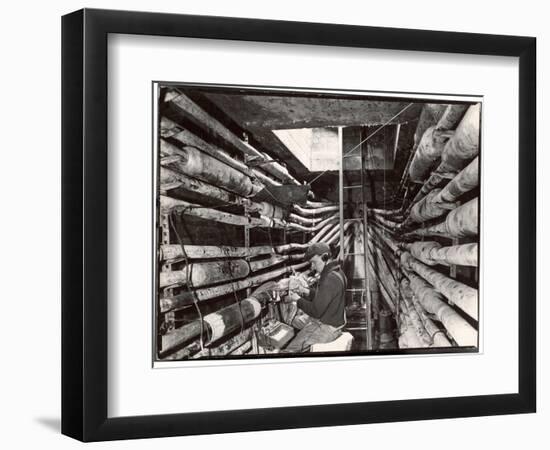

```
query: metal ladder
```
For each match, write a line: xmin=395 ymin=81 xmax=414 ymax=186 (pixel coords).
xmin=338 ymin=126 xmax=373 ymax=350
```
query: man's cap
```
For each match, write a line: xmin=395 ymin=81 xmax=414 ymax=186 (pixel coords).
xmin=304 ymin=242 xmax=331 ymax=260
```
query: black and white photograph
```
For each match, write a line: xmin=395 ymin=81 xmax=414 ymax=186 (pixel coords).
xmin=0 ymin=0 xmax=544 ymax=446
xmin=155 ymin=84 xmax=481 ymax=361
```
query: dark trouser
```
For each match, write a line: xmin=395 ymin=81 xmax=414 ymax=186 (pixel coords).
xmin=283 ymin=317 xmax=341 ymax=353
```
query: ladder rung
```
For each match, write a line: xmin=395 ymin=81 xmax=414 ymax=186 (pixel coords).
xmin=346 ymin=327 xmax=369 ymax=331
xmin=343 ymin=185 xmax=362 ymax=189
xmin=346 ymin=288 xmax=366 ymax=292
xmin=343 ymin=153 xmax=361 ymax=158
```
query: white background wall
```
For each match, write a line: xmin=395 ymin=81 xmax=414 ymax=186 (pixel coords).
xmin=0 ymin=0 xmax=546 ymax=448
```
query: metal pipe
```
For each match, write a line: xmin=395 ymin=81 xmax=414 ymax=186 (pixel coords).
xmin=413 ymin=306 xmax=452 ymax=347
xmin=167 ymin=91 xmax=266 ymax=162
xmin=306 ymin=200 xmax=336 ymax=208
xmin=161 ymin=140 xmax=262 ymax=198
xmin=160 ymin=167 xmax=285 ymax=222
xmin=241 ymin=140 xmax=301 ymax=186
xmin=437 ymin=104 xmax=481 ymax=175
xmin=398 ymin=313 xmax=424 ymax=349
xmin=203 ymin=299 xmax=262 ymax=344
xmin=366 ymin=221 xmax=400 ymax=259
xmin=160 ymin=244 xmax=273 ymax=261
xmin=288 ymin=213 xmax=325 ymax=226
xmin=259 ymin=215 xmax=287 ymax=229
xmin=400 ymin=252 xmax=478 ymax=321
xmin=404 ymin=241 xmax=478 ymax=267
xmin=309 ymin=222 xmax=340 ymax=244
xmin=368 ymin=234 xmax=400 ymax=272
xmin=436 ymin=104 xmax=469 ymax=131
xmin=251 ymin=168 xmax=282 ymax=187
xmin=327 ymin=222 xmax=354 ymax=245
xmin=369 ymin=224 xmax=400 ymax=254
xmin=293 ymin=204 xmax=340 ymax=216
xmin=324 ymin=227 xmax=344 ymax=246
xmin=412 ymin=104 xmax=448 ymax=148
xmin=162 ymin=117 xmax=253 ymax=176
xmin=408 ymin=125 xmax=454 ymax=183
xmin=412 ymin=104 xmax=480 ymax=203
xmin=408 ymin=197 xmax=478 ymax=239
xmin=402 ymin=270 xmax=477 ymax=346
xmin=160 ymin=167 xmax=243 ymax=205
xmin=369 ymin=219 xmax=398 ymax=238
xmin=160 ymin=115 xmax=183 ymax=139
xmin=399 ymin=281 xmax=432 ymax=346
xmin=432 ymin=156 xmax=479 ymax=204
xmin=248 ymin=254 xmax=303 ymax=272
xmin=253 ymin=202 xmax=285 ymax=219
xmin=366 ymin=240 xmax=399 ymax=311
xmin=372 ymin=215 xmax=400 ymax=230
xmin=331 ymin=230 xmax=353 ymax=251
xmin=395 ymin=104 xmax=448 ymax=197
xmin=321 ymin=220 xmax=352 ymax=244
xmin=368 ymin=207 xmax=404 ymax=217
xmin=366 ymin=251 xmax=396 ymax=312
xmin=276 ymin=220 xmax=356 ymax=253
xmin=309 ymin=222 xmax=340 ymax=243
xmin=168 ymin=92 xmax=300 ymax=185
xmin=408 ymin=188 xmax=458 ymax=223
xmin=368 ymin=234 xmax=399 ymax=284
xmin=161 ymin=297 xmax=264 ymax=352
xmin=400 ymin=297 xmax=432 ymax=348
xmin=274 ymin=242 xmax=309 ymax=254
xmin=404 ymin=156 xmax=479 ymax=225
xmin=400 ymin=277 xmax=452 ymax=347
xmin=194 ymin=329 xmax=254 ymax=358
xmin=160 ymin=195 xmax=267 ymax=228
xmin=287 ymin=213 xmax=339 ymax=232
xmin=160 ymin=261 xmax=309 ymax=312
xmin=407 ymin=104 xmax=467 ymax=187
xmin=371 ymin=243 xmax=400 ymax=290
xmin=159 ymin=259 xmax=250 ymax=288
xmin=404 ymin=241 xmax=445 ymax=266
xmin=276 ymin=220 xmax=356 ymax=254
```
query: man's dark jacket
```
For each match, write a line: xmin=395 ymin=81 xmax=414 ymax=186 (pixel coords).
xmin=297 ymin=261 xmax=346 ymax=327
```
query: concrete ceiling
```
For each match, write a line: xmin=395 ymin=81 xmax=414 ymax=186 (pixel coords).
xmin=203 ymin=93 xmax=423 ymax=129
xmin=201 ymin=92 xmax=423 ymax=181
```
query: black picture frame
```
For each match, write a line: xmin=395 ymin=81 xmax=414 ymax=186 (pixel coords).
xmin=61 ymin=8 xmax=536 ymax=442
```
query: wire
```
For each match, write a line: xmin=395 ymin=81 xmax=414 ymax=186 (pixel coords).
xmin=216 ymin=216 xmax=246 ymax=336
xmin=168 ymin=208 xmax=209 ymax=350
xmin=167 ymin=194 xmax=269 ymax=347
xmin=308 ymin=103 xmax=414 ymax=186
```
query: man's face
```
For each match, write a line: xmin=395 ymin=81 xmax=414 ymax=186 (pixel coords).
xmin=309 ymin=254 xmax=326 ymax=274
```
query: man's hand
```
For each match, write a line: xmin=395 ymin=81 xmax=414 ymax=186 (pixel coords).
xmin=276 ymin=278 xmax=290 ymax=291
xmin=288 ymin=275 xmax=309 ymax=294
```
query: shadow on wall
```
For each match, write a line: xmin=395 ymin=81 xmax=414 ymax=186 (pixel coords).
xmin=35 ymin=417 xmax=60 ymax=433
